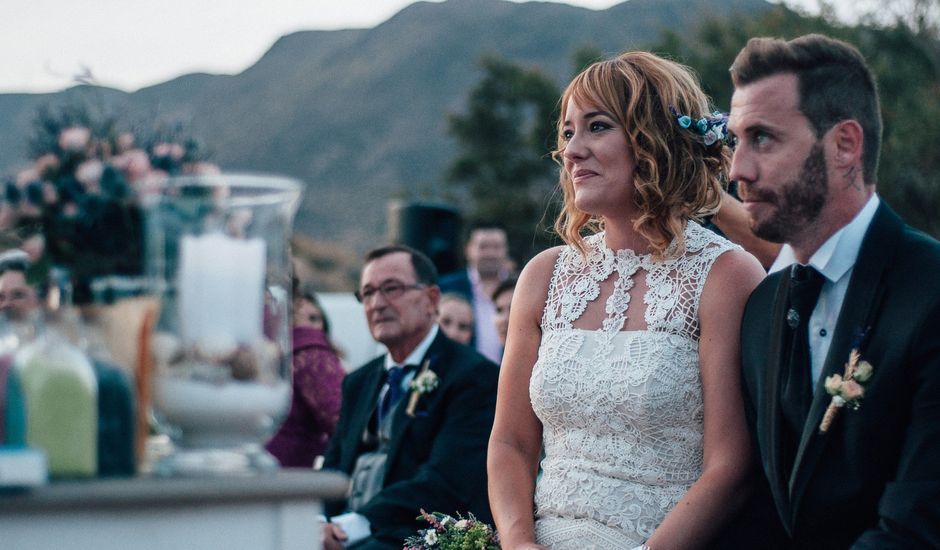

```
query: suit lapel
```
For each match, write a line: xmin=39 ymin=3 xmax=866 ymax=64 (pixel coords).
xmin=761 ymin=273 xmax=796 ymax=527
xmin=788 ymin=204 xmax=901 ymax=523
xmin=383 ymin=333 xmax=449 ymax=474
xmin=347 ymin=358 xmax=386 ymax=457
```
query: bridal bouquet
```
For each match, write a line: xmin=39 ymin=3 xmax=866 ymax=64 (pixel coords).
xmin=403 ymin=509 xmax=500 ymax=550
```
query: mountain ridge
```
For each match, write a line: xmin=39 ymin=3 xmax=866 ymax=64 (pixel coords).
xmin=0 ymin=0 xmax=770 ymax=254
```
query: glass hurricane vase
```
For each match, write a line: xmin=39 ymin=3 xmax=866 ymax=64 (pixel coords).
xmin=142 ymin=173 xmax=301 ymax=475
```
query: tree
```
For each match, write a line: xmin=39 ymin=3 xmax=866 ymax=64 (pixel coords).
xmin=446 ymin=55 xmax=561 ymax=265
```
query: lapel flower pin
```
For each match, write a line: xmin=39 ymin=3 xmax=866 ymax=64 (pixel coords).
xmin=819 ymin=348 xmax=874 ymax=433
xmin=406 ymin=359 xmax=438 ymax=417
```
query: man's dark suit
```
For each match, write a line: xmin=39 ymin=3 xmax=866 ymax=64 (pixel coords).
xmin=737 ymin=203 xmax=940 ymax=548
xmin=322 ymin=330 xmax=499 ymax=550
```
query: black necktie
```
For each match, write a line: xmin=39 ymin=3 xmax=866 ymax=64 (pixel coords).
xmin=780 ymin=264 xmax=825 ymax=474
xmin=378 ymin=364 xmax=417 ymax=424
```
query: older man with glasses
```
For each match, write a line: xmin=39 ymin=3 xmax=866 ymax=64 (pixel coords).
xmin=320 ymin=244 xmax=499 ymax=550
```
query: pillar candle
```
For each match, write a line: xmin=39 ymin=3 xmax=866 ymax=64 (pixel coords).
xmin=178 ymin=233 xmax=266 ymax=352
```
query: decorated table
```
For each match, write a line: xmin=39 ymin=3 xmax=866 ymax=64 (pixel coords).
xmin=0 ymin=470 xmax=348 ymax=550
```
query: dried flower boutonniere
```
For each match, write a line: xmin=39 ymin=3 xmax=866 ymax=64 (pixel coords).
xmin=819 ymin=348 xmax=874 ymax=433
xmin=406 ymin=359 xmax=439 ymax=417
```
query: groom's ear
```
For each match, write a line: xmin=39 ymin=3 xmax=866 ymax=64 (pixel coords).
xmin=828 ymin=119 xmax=864 ymax=171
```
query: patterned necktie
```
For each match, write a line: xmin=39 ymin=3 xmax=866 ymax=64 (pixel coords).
xmin=780 ymin=264 xmax=825 ymax=475
xmin=379 ymin=364 xmax=417 ymax=424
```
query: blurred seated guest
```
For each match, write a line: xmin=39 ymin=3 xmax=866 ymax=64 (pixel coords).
xmin=439 ymin=222 xmax=512 ymax=363
xmin=265 ymin=280 xmax=344 ymax=468
xmin=321 ymin=245 xmax=498 ymax=550
xmin=491 ymin=277 xmax=517 ymax=358
xmin=0 ymin=250 xmax=39 ymax=319
xmin=437 ymin=293 xmax=474 ymax=345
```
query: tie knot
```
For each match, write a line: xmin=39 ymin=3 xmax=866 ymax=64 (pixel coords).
xmin=787 ymin=264 xmax=825 ymax=326
xmin=388 ymin=364 xmax=418 ymax=386
xmin=791 ymin=264 xmax=822 ymax=285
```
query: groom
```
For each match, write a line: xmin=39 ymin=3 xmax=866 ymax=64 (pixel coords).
xmin=725 ymin=34 xmax=940 ymax=547
xmin=321 ymin=244 xmax=498 ymax=550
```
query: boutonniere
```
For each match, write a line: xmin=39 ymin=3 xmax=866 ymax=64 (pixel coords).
xmin=406 ymin=359 xmax=439 ymax=417
xmin=819 ymin=347 xmax=874 ymax=433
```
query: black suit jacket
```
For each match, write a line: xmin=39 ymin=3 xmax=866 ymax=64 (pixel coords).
xmin=322 ymin=330 xmax=499 ymax=549
xmin=736 ymin=203 xmax=940 ymax=548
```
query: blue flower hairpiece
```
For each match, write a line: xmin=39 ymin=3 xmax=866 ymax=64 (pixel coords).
xmin=669 ymin=106 xmax=730 ymax=147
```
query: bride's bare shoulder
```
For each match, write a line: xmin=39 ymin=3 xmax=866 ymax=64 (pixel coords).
xmin=519 ymin=246 xmax=566 ymax=285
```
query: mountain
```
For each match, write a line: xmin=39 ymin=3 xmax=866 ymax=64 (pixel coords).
xmin=0 ymin=0 xmax=770 ymax=256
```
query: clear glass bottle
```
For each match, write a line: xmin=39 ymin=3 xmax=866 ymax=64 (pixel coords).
xmin=14 ymin=269 xmax=97 ymax=477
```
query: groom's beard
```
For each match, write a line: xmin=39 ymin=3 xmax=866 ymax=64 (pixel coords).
xmin=745 ymin=142 xmax=829 ymax=244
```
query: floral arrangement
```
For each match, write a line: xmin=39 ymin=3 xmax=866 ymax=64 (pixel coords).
xmin=669 ymin=105 xmax=730 ymax=147
xmin=410 ymin=369 xmax=439 ymax=394
xmin=403 ymin=509 xmax=500 ymax=550
xmin=0 ymin=103 xmax=216 ymax=303
xmin=406 ymin=361 xmax=439 ymax=417
xmin=819 ymin=348 xmax=874 ymax=433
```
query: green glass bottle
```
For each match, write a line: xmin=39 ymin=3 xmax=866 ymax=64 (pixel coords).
xmin=14 ymin=270 xmax=97 ymax=477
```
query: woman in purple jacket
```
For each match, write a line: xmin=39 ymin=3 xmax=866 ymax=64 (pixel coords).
xmin=265 ymin=282 xmax=344 ymax=468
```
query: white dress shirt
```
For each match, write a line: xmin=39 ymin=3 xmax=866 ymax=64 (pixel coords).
xmin=769 ymin=194 xmax=880 ymax=388
xmin=467 ymin=268 xmax=503 ymax=363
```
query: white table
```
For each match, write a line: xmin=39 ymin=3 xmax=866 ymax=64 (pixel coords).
xmin=0 ymin=470 xmax=348 ymax=550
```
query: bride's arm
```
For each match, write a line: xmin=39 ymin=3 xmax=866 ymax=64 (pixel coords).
xmin=487 ymin=249 xmax=558 ymax=550
xmin=644 ymin=248 xmax=766 ymax=550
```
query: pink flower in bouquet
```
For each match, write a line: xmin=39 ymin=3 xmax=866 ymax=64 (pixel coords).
xmin=116 ymin=132 xmax=136 ymax=153
xmin=58 ymin=126 xmax=92 ymax=152
xmin=841 ymin=380 xmax=865 ymax=401
xmin=76 ymin=159 xmax=104 ymax=191
xmin=111 ymin=149 xmax=152 ymax=183
xmin=824 ymin=374 xmax=843 ymax=394
xmin=153 ymin=142 xmax=185 ymax=161
xmin=32 ymin=154 xmax=61 ymax=182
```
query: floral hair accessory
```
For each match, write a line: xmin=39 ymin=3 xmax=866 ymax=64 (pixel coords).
xmin=669 ymin=105 xmax=730 ymax=147
xmin=406 ymin=359 xmax=439 ymax=417
xmin=819 ymin=347 xmax=874 ymax=433
xmin=403 ymin=509 xmax=500 ymax=550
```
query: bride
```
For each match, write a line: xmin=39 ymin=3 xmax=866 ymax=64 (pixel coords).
xmin=487 ymin=51 xmax=765 ymax=550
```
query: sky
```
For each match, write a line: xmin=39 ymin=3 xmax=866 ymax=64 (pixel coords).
xmin=1 ymin=0 xmax=829 ymax=94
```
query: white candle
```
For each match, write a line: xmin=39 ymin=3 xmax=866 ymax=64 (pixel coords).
xmin=178 ymin=233 xmax=266 ymax=352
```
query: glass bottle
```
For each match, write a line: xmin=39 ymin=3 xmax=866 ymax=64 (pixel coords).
xmin=14 ymin=269 xmax=97 ymax=477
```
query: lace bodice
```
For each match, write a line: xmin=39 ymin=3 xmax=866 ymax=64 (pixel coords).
xmin=531 ymin=223 xmax=739 ymax=549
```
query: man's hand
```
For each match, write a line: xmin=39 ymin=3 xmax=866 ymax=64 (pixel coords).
xmin=320 ymin=521 xmax=348 ymax=550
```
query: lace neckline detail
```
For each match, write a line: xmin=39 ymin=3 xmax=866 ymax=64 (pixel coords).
xmin=541 ymin=222 xmax=740 ymax=342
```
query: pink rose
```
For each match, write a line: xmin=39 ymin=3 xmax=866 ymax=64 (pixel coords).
xmin=33 ymin=154 xmax=60 ymax=180
xmin=116 ymin=132 xmax=136 ymax=153
xmin=113 ymin=149 xmax=152 ymax=182
xmin=824 ymin=374 xmax=844 ymax=395
xmin=58 ymin=126 xmax=91 ymax=152
xmin=841 ymin=380 xmax=865 ymax=401
xmin=16 ymin=167 xmax=40 ymax=186
xmin=76 ymin=159 xmax=104 ymax=189
xmin=153 ymin=142 xmax=184 ymax=161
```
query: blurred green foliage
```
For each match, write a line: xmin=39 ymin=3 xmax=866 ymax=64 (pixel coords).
xmin=448 ymin=2 xmax=940 ymax=265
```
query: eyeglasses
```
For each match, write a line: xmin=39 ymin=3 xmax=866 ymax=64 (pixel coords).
xmin=355 ymin=281 xmax=426 ymax=303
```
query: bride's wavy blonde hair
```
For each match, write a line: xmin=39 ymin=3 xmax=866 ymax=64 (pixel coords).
xmin=552 ymin=51 xmax=728 ymax=260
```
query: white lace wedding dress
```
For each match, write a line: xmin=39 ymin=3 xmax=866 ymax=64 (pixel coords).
xmin=531 ymin=223 xmax=739 ymax=549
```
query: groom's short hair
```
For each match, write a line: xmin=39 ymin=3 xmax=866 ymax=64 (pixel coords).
xmin=730 ymin=34 xmax=882 ymax=185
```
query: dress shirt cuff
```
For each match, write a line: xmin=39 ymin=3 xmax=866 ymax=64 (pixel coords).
xmin=330 ymin=512 xmax=371 ymax=546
